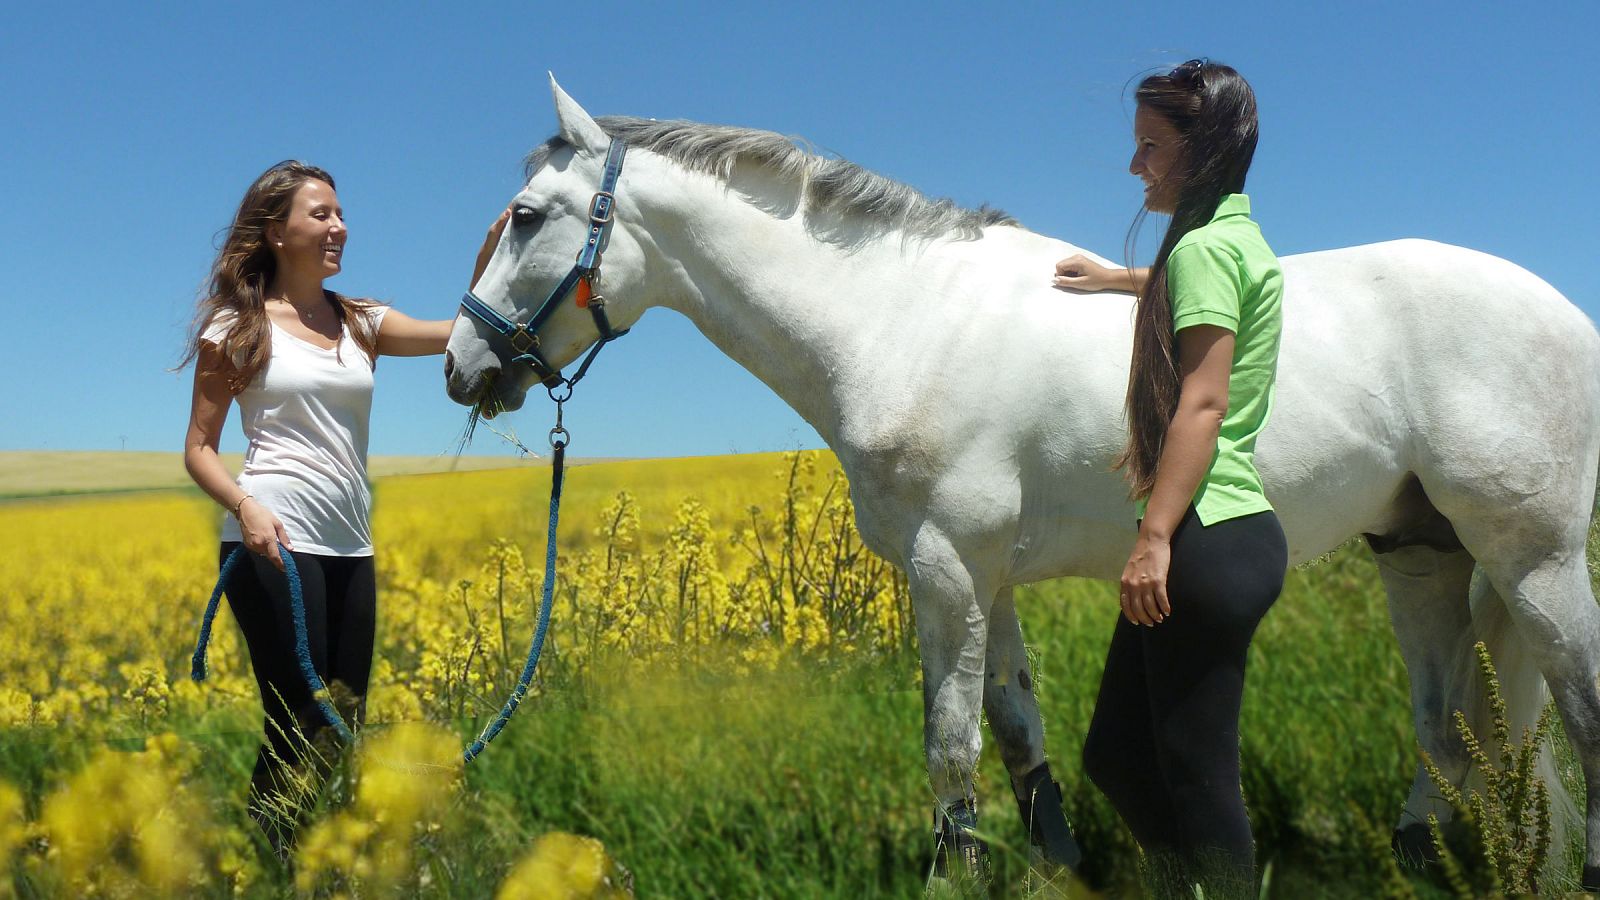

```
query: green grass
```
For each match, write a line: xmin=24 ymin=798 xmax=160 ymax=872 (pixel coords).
xmin=6 ymin=536 xmax=1566 ymax=898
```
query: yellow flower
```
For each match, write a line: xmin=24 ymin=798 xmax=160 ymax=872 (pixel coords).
xmin=295 ymin=722 xmax=462 ymax=893
xmin=0 ymin=780 xmax=23 ymax=890
xmin=35 ymin=738 xmax=212 ymax=894
xmin=496 ymin=832 xmax=631 ymax=900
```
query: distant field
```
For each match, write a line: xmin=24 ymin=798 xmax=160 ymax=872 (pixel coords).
xmin=0 ymin=450 xmax=625 ymax=500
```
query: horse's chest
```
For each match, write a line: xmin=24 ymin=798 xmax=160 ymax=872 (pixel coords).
xmin=839 ymin=465 xmax=923 ymax=567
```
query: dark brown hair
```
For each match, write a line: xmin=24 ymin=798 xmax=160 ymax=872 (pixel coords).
xmin=1113 ymin=59 xmax=1260 ymax=501
xmin=180 ymin=161 xmax=379 ymax=392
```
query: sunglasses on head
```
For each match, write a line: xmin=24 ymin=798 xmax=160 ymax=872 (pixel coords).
xmin=1171 ymin=57 xmax=1210 ymax=84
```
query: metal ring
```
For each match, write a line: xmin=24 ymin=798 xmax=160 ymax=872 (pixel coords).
xmin=547 ymin=381 xmax=573 ymax=403
xmin=549 ymin=425 xmax=570 ymax=448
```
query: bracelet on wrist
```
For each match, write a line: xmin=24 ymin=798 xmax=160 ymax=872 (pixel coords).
xmin=231 ymin=494 xmax=254 ymax=518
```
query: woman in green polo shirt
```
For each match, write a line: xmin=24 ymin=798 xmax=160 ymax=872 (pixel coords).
xmin=1055 ymin=58 xmax=1288 ymax=896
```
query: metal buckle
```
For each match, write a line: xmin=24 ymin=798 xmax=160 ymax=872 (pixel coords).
xmin=588 ymin=191 xmax=616 ymax=225
xmin=509 ymin=325 xmax=538 ymax=354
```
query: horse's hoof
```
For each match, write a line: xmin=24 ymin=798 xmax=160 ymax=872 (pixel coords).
xmin=932 ymin=800 xmax=990 ymax=884
xmin=1582 ymin=863 xmax=1600 ymax=892
xmin=1023 ymin=845 xmax=1086 ymax=898
xmin=1013 ymin=762 xmax=1084 ymax=872
xmin=1391 ymin=822 xmax=1438 ymax=869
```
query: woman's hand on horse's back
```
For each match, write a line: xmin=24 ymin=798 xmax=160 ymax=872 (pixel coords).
xmin=1053 ymin=254 xmax=1115 ymax=292
xmin=239 ymin=500 xmax=292 ymax=572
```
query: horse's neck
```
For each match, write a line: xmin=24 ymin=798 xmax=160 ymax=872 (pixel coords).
xmin=645 ymin=177 xmax=966 ymax=447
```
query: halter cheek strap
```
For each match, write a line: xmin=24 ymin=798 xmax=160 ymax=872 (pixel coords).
xmin=460 ymin=138 xmax=631 ymax=390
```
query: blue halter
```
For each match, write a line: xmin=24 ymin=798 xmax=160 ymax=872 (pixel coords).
xmin=459 ymin=138 xmax=631 ymax=391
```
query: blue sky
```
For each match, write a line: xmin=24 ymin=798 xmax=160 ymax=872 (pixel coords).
xmin=2 ymin=2 xmax=1594 ymax=458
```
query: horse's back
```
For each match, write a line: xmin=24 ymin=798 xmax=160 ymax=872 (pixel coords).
xmin=1283 ymin=238 xmax=1600 ymax=543
xmin=844 ymin=230 xmax=1600 ymax=575
xmin=1282 ymin=237 xmax=1594 ymax=345
xmin=1282 ymin=237 xmax=1600 ymax=426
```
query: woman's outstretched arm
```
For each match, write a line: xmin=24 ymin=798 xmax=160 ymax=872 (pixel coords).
xmin=1054 ymin=254 xmax=1150 ymax=294
xmin=376 ymin=310 xmax=455 ymax=357
xmin=376 ymin=207 xmax=513 ymax=357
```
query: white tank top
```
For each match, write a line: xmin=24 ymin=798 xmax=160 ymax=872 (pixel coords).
xmin=203 ymin=301 xmax=389 ymax=556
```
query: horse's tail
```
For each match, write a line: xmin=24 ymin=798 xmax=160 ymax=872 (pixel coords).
xmin=1458 ymin=567 xmax=1579 ymax=868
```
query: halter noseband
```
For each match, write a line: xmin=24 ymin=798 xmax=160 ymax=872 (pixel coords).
xmin=459 ymin=138 xmax=631 ymax=391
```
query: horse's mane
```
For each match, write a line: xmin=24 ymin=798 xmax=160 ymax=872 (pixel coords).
xmin=525 ymin=116 xmax=1018 ymax=240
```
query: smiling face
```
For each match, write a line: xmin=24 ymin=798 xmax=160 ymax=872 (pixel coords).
xmin=268 ymin=179 xmax=346 ymax=281
xmin=1129 ymin=105 xmax=1187 ymax=214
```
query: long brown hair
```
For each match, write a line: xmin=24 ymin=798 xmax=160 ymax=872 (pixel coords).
xmin=180 ymin=161 xmax=379 ymax=393
xmin=1112 ymin=59 xmax=1259 ymax=501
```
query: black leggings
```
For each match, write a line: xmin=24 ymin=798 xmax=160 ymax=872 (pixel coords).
xmin=219 ymin=542 xmax=376 ymax=853
xmin=1081 ymin=505 xmax=1287 ymax=897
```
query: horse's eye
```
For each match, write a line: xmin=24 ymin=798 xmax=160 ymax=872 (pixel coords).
xmin=512 ymin=206 xmax=539 ymax=227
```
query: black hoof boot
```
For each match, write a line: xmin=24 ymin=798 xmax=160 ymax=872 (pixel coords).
xmin=1013 ymin=762 xmax=1084 ymax=873
xmin=1583 ymin=863 xmax=1600 ymax=892
xmin=1391 ymin=822 xmax=1439 ymax=869
xmin=932 ymin=799 xmax=989 ymax=883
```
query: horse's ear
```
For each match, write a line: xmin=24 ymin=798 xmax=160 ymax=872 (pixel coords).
xmin=549 ymin=74 xmax=608 ymax=155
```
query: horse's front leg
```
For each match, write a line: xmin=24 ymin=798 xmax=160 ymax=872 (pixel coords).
xmin=983 ymin=585 xmax=1083 ymax=876
xmin=908 ymin=527 xmax=994 ymax=883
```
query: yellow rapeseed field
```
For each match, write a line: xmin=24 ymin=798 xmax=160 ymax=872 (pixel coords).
xmin=0 ymin=449 xmax=908 ymax=895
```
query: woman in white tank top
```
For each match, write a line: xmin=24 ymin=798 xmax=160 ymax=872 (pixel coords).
xmin=179 ymin=160 xmax=508 ymax=860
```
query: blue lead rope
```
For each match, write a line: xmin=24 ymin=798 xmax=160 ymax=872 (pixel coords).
xmin=190 ymin=440 xmax=568 ymax=765
xmin=191 ymin=544 xmax=354 ymax=744
xmin=463 ymin=440 xmax=565 ymax=763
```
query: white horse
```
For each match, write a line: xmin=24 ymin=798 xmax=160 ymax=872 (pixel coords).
xmin=446 ymin=79 xmax=1600 ymax=886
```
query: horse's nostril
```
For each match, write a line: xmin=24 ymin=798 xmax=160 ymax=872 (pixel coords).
xmin=444 ymin=352 xmax=455 ymax=379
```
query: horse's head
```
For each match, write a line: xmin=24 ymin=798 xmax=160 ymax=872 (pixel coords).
xmin=445 ymin=77 xmax=654 ymax=415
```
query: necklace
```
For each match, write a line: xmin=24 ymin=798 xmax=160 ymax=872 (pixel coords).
xmin=268 ymin=296 xmax=334 ymax=322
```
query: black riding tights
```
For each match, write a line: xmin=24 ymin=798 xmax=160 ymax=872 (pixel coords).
xmin=219 ymin=542 xmax=376 ymax=855
xmin=1081 ymin=505 xmax=1287 ymax=898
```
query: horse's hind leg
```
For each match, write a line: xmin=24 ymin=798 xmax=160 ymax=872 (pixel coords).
xmin=1473 ymin=548 xmax=1600 ymax=887
xmin=1427 ymin=441 xmax=1600 ymax=884
xmin=982 ymin=585 xmax=1083 ymax=873
xmin=1371 ymin=542 xmax=1477 ymax=863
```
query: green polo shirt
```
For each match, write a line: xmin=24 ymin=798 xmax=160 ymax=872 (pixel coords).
xmin=1134 ymin=193 xmax=1283 ymax=527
